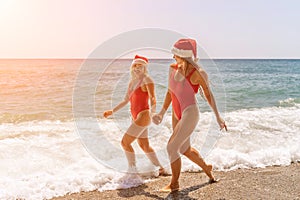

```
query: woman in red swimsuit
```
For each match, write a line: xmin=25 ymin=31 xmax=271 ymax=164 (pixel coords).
xmin=103 ymin=55 xmax=165 ymax=175
xmin=153 ymin=39 xmax=227 ymax=192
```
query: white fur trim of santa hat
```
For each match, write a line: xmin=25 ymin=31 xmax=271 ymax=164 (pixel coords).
xmin=171 ymin=38 xmax=198 ymax=59
xmin=131 ymin=55 xmax=148 ymax=66
xmin=132 ymin=58 xmax=148 ymax=65
xmin=171 ymin=47 xmax=194 ymax=58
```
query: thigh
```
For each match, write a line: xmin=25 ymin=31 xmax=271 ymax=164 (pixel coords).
xmin=172 ymin=110 xmax=179 ymax=130
xmin=180 ymin=104 xmax=199 ymax=129
xmin=177 ymin=105 xmax=199 ymax=152
xmin=127 ymin=122 xmax=148 ymax=138
xmin=137 ymin=128 xmax=148 ymax=138
xmin=168 ymin=105 xmax=199 ymax=148
xmin=179 ymin=137 xmax=191 ymax=154
xmin=121 ymin=133 xmax=136 ymax=145
xmin=168 ymin=119 xmax=188 ymax=150
xmin=134 ymin=110 xmax=151 ymax=126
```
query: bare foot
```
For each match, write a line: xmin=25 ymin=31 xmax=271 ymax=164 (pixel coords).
xmin=204 ymin=164 xmax=215 ymax=180
xmin=205 ymin=164 xmax=220 ymax=183
xmin=159 ymin=182 xmax=179 ymax=192
xmin=209 ymin=178 xmax=220 ymax=184
xmin=159 ymin=168 xmax=169 ymax=176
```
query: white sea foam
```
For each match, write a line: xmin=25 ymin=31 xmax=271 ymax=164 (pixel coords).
xmin=279 ymin=97 xmax=300 ymax=107
xmin=0 ymin=105 xmax=299 ymax=199
xmin=207 ymin=105 xmax=300 ymax=170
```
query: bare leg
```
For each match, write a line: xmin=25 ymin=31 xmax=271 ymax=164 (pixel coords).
xmin=161 ymin=105 xmax=202 ymax=192
xmin=121 ymin=133 xmax=137 ymax=168
xmin=183 ymin=147 xmax=215 ymax=180
xmin=160 ymin=158 xmax=180 ymax=192
xmin=160 ymin=121 xmax=183 ymax=192
xmin=137 ymin=137 xmax=166 ymax=175
xmin=123 ymin=114 xmax=148 ymax=167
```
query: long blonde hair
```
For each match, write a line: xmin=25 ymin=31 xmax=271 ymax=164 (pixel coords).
xmin=183 ymin=57 xmax=211 ymax=101
xmin=184 ymin=57 xmax=200 ymax=71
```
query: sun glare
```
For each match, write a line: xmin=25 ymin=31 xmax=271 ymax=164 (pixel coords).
xmin=0 ymin=0 xmax=14 ymax=15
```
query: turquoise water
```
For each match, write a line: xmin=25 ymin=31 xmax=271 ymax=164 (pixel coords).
xmin=215 ymin=59 xmax=300 ymax=111
xmin=1 ymin=59 xmax=299 ymax=123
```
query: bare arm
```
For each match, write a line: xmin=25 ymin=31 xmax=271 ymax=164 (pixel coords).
xmin=161 ymin=90 xmax=172 ymax=113
xmin=113 ymin=98 xmax=129 ymax=113
xmin=161 ymin=65 xmax=175 ymax=113
xmin=144 ymin=76 xmax=156 ymax=114
xmin=193 ymin=70 xmax=227 ymax=130
xmin=152 ymin=65 xmax=173 ymax=124
xmin=103 ymin=83 xmax=130 ymax=118
xmin=200 ymin=72 xmax=219 ymax=117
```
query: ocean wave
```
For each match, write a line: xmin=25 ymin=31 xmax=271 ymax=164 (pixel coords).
xmin=0 ymin=105 xmax=299 ymax=199
xmin=0 ymin=112 xmax=72 ymax=124
xmin=0 ymin=120 xmax=74 ymax=140
xmin=205 ymin=105 xmax=300 ymax=170
xmin=278 ymin=97 xmax=300 ymax=107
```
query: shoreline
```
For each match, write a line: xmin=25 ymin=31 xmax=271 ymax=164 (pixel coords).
xmin=51 ymin=162 xmax=300 ymax=200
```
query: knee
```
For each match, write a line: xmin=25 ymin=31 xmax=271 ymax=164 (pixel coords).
xmin=167 ymin=143 xmax=180 ymax=162
xmin=121 ymin=139 xmax=131 ymax=150
xmin=183 ymin=147 xmax=198 ymax=158
xmin=167 ymin=142 xmax=178 ymax=156
xmin=166 ymin=142 xmax=173 ymax=155
xmin=182 ymin=147 xmax=192 ymax=157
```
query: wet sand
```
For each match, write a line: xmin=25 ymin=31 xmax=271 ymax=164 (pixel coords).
xmin=52 ymin=162 xmax=300 ymax=200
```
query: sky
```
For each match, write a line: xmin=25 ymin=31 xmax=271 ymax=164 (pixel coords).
xmin=0 ymin=0 xmax=299 ymax=59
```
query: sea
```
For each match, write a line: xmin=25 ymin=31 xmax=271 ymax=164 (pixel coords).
xmin=0 ymin=59 xmax=299 ymax=199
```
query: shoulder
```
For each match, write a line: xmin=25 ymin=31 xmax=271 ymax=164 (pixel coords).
xmin=196 ymin=68 xmax=208 ymax=80
xmin=168 ymin=63 xmax=177 ymax=76
xmin=128 ymin=79 xmax=134 ymax=87
xmin=191 ymin=67 xmax=209 ymax=84
xmin=143 ymin=75 xmax=154 ymax=85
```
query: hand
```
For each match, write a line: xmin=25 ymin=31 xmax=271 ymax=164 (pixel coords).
xmin=103 ymin=110 xmax=113 ymax=118
xmin=152 ymin=113 xmax=163 ymax=125
xmin=217 ymin=117 xmax=227 ymax=131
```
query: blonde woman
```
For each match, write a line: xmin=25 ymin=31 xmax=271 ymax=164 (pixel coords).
xmin=103 ymin=55 xmax=165 ymax=175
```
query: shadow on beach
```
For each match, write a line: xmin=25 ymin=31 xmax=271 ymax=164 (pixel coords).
xmin=117 ymin=181 xmax=211 ymax=200
xmin=51 ymin=163 xmax=300 ymax=200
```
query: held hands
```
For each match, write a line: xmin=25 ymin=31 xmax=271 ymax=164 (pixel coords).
xmin=152 ymin=108 xmax=166 ymax=125
xmin=103 ymin=110 xmax=113 ymax=118
xmin=152 ymin=113 xmax=163 ymax=125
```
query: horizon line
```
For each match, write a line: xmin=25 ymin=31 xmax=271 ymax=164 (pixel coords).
xmin=1 ymin=57 xmax=300 ymax=60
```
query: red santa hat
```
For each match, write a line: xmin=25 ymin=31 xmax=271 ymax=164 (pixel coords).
xmin=131 ymin=55 xmax=148 ymax=66
xmin=171 ymin=39 xmax=197 ymax=59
